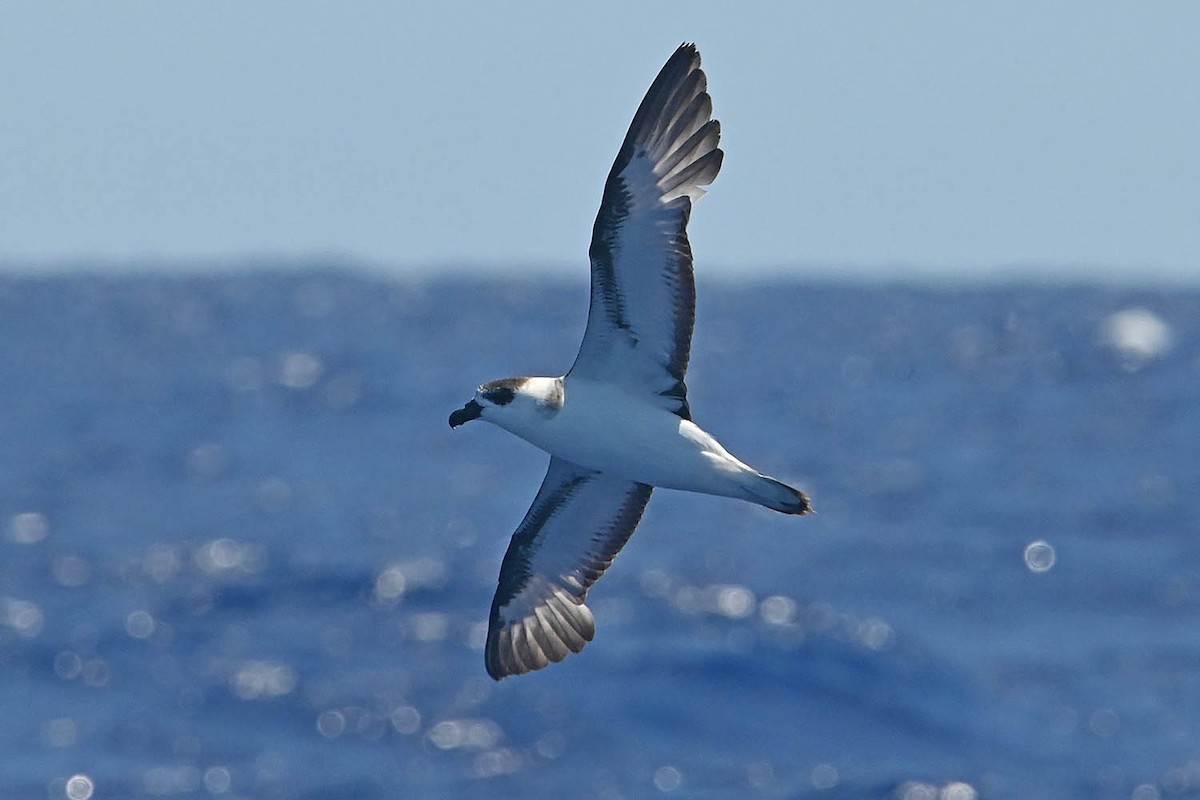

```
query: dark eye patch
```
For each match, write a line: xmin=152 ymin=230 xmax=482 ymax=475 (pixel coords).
xmin=483 ymin=387 xmax=516 ymax=406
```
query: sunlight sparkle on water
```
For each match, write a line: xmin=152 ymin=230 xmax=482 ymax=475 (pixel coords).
xmin=653 ymin=765 xmax=682 ymax=792
xmin=1 ymin=597 xmax=44 ymax=637
xmin=810 ymin=763 xmax=839 ymax=790
xmin=1101 ymin=307 xmax=1172 ymax=371
xmin=278 ymin=351 xmax=323 ymax=389
xmin=143 ymin=544 xmax=184 ymax=583
xmin=232 ymin=661 xmax=297 ymax=700
xmin=316 ymin=710 xmax=346 ymax=738
xmin=390 ymin=705 xmax=421 ymax=735
xmin=715 ymin=585 xmax=756 ymax=618
xmin=373 ymin=565 xmax=407 ymax=605
xmin=427 ymin=719 xmax=502 ymax=751
xmin=203 ymin=767 xmax=232 ymax=794
xmin=759 ymin=595 xmax=798 ymax=625
xmin=125 ymin=610 xmax=156 ymax=639
xmin=941 ymin=782 xmax=978 ymax=800
xmin=8 ymin=511 xmax=48 ymax=544
xmin=64 ymin=774 xmax=94 ymax=800
xmin=473 ymin=748 xmax=524 ymax=778
xmin=195 ymin=538 xmax=266 ymax=576
xmin=1024 ymin=540 xmax=1057 ymax=572
xmin=895 ymin=781 xmax=977 ymax=800
xmin=315 ymin=706 xmax=390 ymax=741
xmin=409 ymin=613 xmax=449 ymax=642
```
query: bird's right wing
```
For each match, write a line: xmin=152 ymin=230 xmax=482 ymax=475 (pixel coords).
xmin=486 ymin=457 xmax=653 ymax=680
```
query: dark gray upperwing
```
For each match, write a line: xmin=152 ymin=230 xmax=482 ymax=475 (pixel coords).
xmin=568 ymin=43 xmax=723 ymax=420
xmin=485 ymin=457 xmax=653 ymax=680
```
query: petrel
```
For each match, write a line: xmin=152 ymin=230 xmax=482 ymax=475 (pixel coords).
xmin=450 ymin=43 xmax=812 ymax=680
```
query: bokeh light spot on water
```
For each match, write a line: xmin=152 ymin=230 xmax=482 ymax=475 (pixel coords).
xmin=1161 ymin=765 xmax=1196 ymax=796
xmin=669 ymin=583 xmax=763 ymax=619
xmin=203 ymin=766 xmax=232 ymax=794
xmin=232 ymin=661 xmax=298 ymax=700
xmin=195 ymin=538 xmax=266 ymax=576
xmin=125 ymin=610 xmax=156 ymax=639
xmin=428 ymin=719 xmax=501 ymax=751
xmin=143 ymin=544 xmax=183 ymax=583
xmin=390 ymin=705 xmax=421 ymax=735
xmin=373 ymin=566 xmax=407 ymax=605
xmin=81 ymin=659 xmax=110 ymax=688
xmin=316 ymin=710 xmax=346 ymax=739
xmin=639 ymin=569 xmax=673 ymax=598
xmin=1101 ymin=307 xmax=1172 ymax=371
xmin=278 ymin=351 xmax=323 ymax=389
xmin=187 ymin=443 xmax=228 ymax=482
xmin=409 ymin=613 xmax=449 ymax=642
xmin=653 ymin=765 xmax=682 ymax=792
xmin=473 ymin=748 xmax=523 ymax=778
xmin=715 ymin=585 xmax=755 ymax=618
xmin=896 ymin=782 xmax=938 ymax=800
xmin=54 ymin=651 xmax=83 ymax=680
xmin=2 ymin=597 xmax=44 ymax=637
xmin=8 ymin=511 xmax=49 ymax=544
xmin=941 ymin=782 xmax=978 ymax=800
xmin=759 ymin=595 xmax=797 ymax=626
xmin=1132 ymin=784 xmax=1162 ymax=800
xmin=857 ymin=618 xmax=895 ymax=651
xmin=64 ymin=774 xmax=94 ymax=800
xmin=465 ymin=622 xmax=488 ymax=651
xmin=810 ymin=762 xmax=839 ymax=789
xmin=1024 ymin=540 xmax=1057 ymax=573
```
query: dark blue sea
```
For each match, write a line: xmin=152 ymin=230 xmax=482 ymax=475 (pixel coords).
xmin=1 ymin=271 xmax=1197 ymax=800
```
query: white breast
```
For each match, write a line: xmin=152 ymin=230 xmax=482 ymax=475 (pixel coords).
xmin=501 ymin=378 xmax=758 ymax=497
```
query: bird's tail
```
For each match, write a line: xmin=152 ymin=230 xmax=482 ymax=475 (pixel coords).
xmin=744 ymin=474 xmax=813 ymax=515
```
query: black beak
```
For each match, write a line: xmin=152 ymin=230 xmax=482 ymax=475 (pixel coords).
xmin=449 ymin=399 xmax=483 ymax=428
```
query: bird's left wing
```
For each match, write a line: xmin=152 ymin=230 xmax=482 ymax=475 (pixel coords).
xmin=486 ymin=457 xmax=653 ymax=680
xmin=567 ymin=43 xmax=723 ymax=420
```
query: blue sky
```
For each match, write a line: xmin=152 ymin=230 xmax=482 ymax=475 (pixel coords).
xmin=2 ymin=3 xmax=1197 ymax=280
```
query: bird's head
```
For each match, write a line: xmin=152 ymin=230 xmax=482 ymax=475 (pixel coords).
xmin=449 ymin=377 xmax=564 ymax=431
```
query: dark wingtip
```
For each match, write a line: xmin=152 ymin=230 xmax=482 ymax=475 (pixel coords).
xmin=793 ymin=493 xmax=815 ymax=516
xmin=786 ymin=487 xmax=814 ymax=516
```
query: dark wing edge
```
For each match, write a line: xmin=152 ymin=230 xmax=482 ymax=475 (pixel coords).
xmin=570 ymin=43 xmax=723 ymax=418
xmin=485 ymin=458 xmax=653 ymax=680
xmin=616 ymin=42 xmax=724 ymax=207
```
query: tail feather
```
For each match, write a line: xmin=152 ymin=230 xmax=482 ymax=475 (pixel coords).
xmin=747 ymin=475 xmax=813 ymax=515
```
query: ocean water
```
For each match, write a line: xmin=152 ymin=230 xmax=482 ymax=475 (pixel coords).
xmin=0 ymin=271 xmax=1197 ymax=800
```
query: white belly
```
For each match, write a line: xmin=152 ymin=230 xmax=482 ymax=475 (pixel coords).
xmin=499 ymin=379 xmax=757 ymax=496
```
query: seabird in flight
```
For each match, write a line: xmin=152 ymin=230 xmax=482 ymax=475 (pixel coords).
xmin=450 ymin=43 xmax=812 ymax=680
